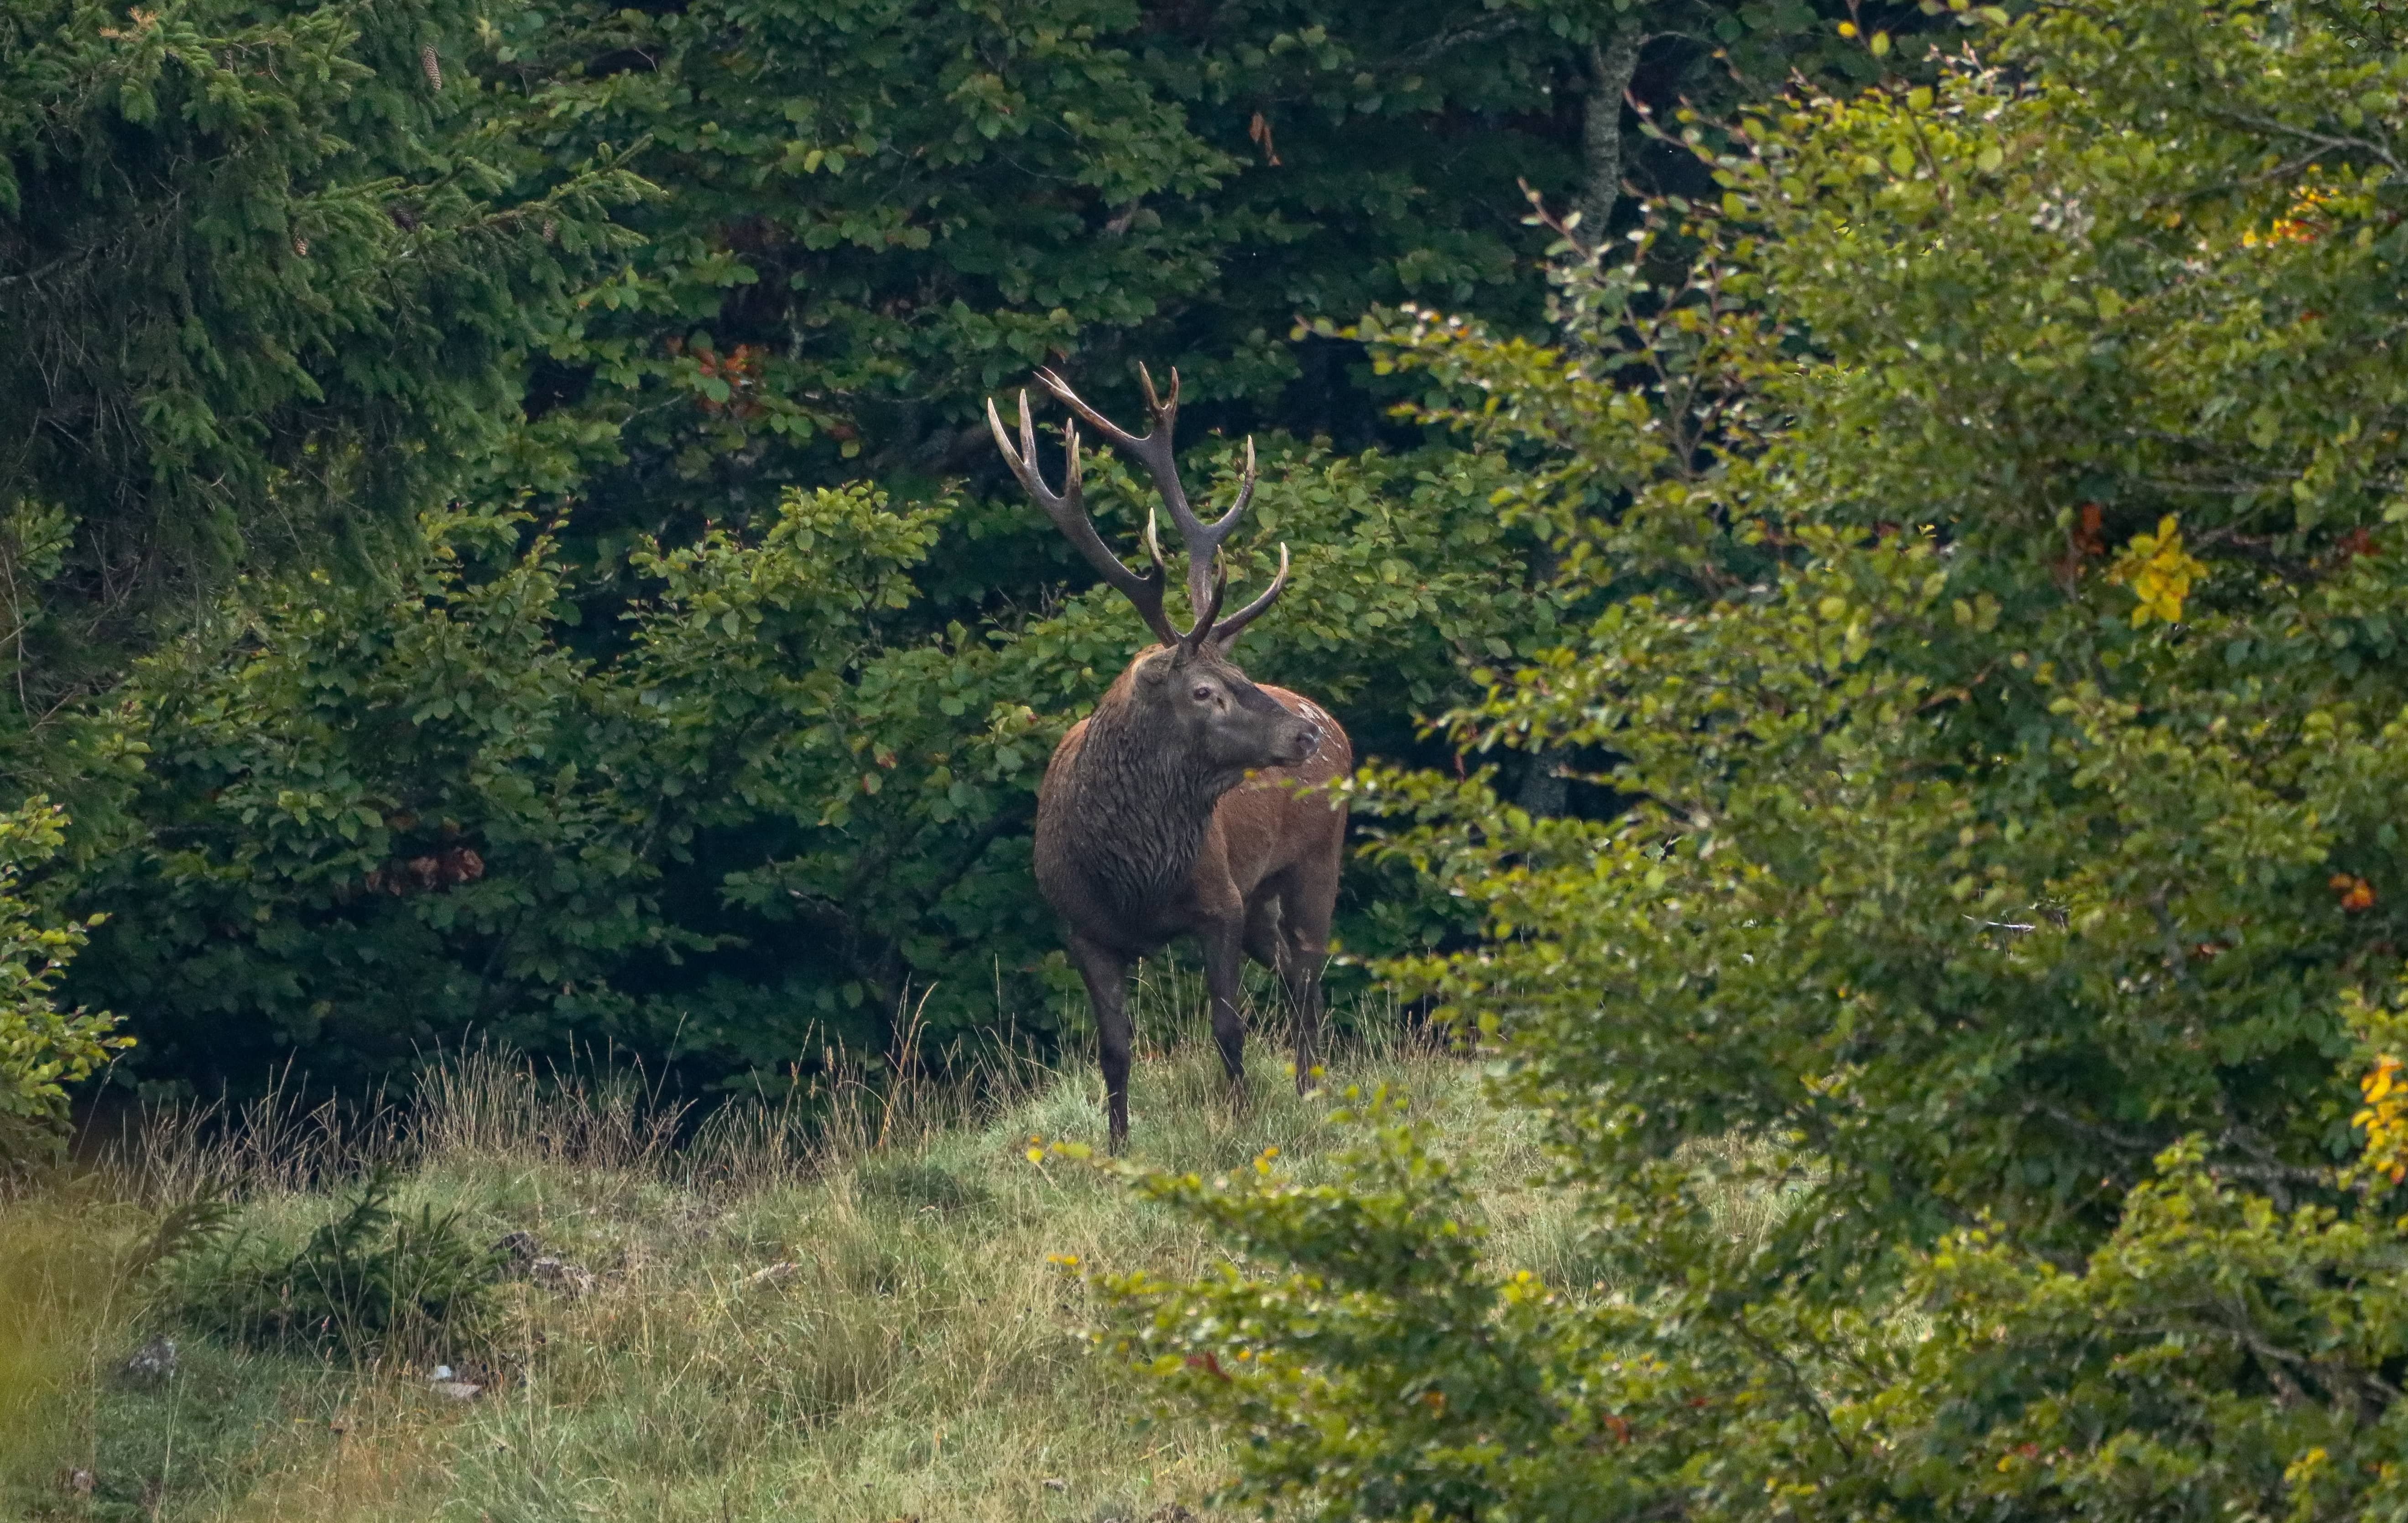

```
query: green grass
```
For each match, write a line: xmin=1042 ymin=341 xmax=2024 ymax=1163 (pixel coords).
xmin=0 ymin=973 xmax=1590 ymax=1523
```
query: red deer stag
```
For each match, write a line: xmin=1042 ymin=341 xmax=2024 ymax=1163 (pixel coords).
xmin=988 ymin=365 xmax=1351 ymax=1149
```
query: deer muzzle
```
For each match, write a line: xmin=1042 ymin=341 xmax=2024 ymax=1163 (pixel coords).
xmin=1277 ymin=711 xmax=1322 ymax=767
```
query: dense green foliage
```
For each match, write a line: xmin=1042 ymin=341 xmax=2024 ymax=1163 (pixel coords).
xmin=0 ymin=0 xmax=641 ymax=724
xmin=1094 ymin=2 xmax=2408 ymax=1516
xmin=0 ymin=800 xmax=125 ymax=1160
xmin=494 ymin=0 xmax=1882 ymax=533
xmin=76 ymin=457 xmax=1543 ymax=1089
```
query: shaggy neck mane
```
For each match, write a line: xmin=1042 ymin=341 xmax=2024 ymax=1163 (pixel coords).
xmin=1064 ymin=688 xmax=1237 ymax=914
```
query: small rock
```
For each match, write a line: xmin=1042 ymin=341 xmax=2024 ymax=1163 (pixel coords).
xmin=430 ymin=1364 xmax=455 ymax=1381
xmin=63 ymin=1469 xmax=95 ymax=1497
xmin=743 ymin=1260 xmax=800 ymax=1288
xmin=530 ymin=1256 xmax=596 ymax=1297
xmin=1042 ymin=1477 xmax=1068 ymax=1492
xmin=431 ymin=1380 xmax=482 ymax=1402
xmin=492 ymin=1231 xmax=541 ymax=1274
xmin=117 ymin=1335 xmax=177 ymax=1386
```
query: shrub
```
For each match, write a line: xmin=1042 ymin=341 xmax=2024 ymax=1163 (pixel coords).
xmin=1090 ymin=3 xmax=2408 ymax=1518
xmin=172 ymin=1165 xmax=501 ymax=1363
xmin=0 ymin=799 xmax=126 ymax=1167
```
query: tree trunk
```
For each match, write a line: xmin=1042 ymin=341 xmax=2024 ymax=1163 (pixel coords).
xmin=1576 ymin=27 xmax=1645 ymax=251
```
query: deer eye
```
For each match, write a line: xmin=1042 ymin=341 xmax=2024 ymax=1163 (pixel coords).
xmin=1191 ymin=684 xmax=1214 ymax=702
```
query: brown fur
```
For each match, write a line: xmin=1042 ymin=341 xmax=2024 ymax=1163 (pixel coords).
xmin=1035 ymin=643 xmax=1352 ymax=1147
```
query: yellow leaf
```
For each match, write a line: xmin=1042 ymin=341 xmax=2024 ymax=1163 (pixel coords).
xmin=2107 ymin=516 xmax=2208 ymax=626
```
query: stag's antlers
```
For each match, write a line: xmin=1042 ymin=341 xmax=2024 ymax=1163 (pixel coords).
xmin=986 ymin=364 xmax=1290 ymax=652
xmin=986 ymin=389 xmax=1176 ymax=645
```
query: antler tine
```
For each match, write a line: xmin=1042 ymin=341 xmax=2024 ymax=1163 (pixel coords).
xmin=1177 ymin=558 xmax=1230 ymax=656
xmin=985 ymin=388 xmax=1062 ymax=508
xmin=1032 ymin=366 xmax=1154 ymax=454
xmin=986 ymin=391 xmax=1177 ymax=646
xmin=1134 ymin=361 xmax=1181 ymax=426
xmin=1143 ymin=506 xmax=1169 ymax=579
xmin=1205 ymin=542 xmax=1290 ymax=653
xmin=1178 ymin=435 xmax=1259 ymax=617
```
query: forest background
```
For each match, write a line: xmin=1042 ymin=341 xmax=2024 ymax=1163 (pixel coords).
xmin=0 ymin=0 xmax=1909 ymax=1104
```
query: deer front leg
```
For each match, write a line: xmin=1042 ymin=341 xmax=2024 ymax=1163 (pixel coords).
xmin=1200 ymin=916 xmax=1251 ymax=1102
xmin=1246 ymin=889 xmax=1323 ymax=1093
xmin=1067 ymin=932 xmax=1136 ymax=1150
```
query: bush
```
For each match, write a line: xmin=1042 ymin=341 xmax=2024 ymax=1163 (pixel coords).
xmin=172 ymin=1165 xmax=502 ymax=1363
xmin=0 ymin=798 xmax=126 ymax=1166
xmin=1089 ymin=3 xmax=2408 ymax=1518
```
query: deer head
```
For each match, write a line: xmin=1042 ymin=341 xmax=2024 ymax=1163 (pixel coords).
xmin=987 ymin=364 xmax=1317 ymax=777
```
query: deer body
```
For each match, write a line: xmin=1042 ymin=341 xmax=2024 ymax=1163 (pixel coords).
xmin=989 ymin=363 xmax=1350 ymax=1147
xmin=1037 ymin=669 xmax=1351 ymax=1142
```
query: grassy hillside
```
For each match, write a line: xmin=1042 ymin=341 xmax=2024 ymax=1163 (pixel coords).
xmin=1 ymin=975 xmax=1596 ymax=1523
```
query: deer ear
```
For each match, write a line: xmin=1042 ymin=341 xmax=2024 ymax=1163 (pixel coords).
xmin=1134 ymin=649 xmax=1174 ymax=686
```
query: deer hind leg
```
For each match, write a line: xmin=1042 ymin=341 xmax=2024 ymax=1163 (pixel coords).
xmin=1246 ymin=885 xmax=1312 ymax=1083
xmin=1280 ymin=871 xmax=1338 ymax=1096
xmin=1242 ymin=891 xmax=1285 ymax=970
xmin=1067 ymin=932 xmax=1136 ymax=1151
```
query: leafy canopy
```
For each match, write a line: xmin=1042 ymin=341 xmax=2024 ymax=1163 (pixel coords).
xmin=0 ymin=0 xmax=643 ymax=730
xmin=494 ymin=0 xmax=1883 ymax=532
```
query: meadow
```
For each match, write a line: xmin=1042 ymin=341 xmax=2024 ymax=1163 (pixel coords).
xmin=0 ymin=973 xmax=1637 ymax=1523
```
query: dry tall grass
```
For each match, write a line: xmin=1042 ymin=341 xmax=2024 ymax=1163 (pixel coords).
xmin=0 ymin=973 xmax=1582 ymax=1523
